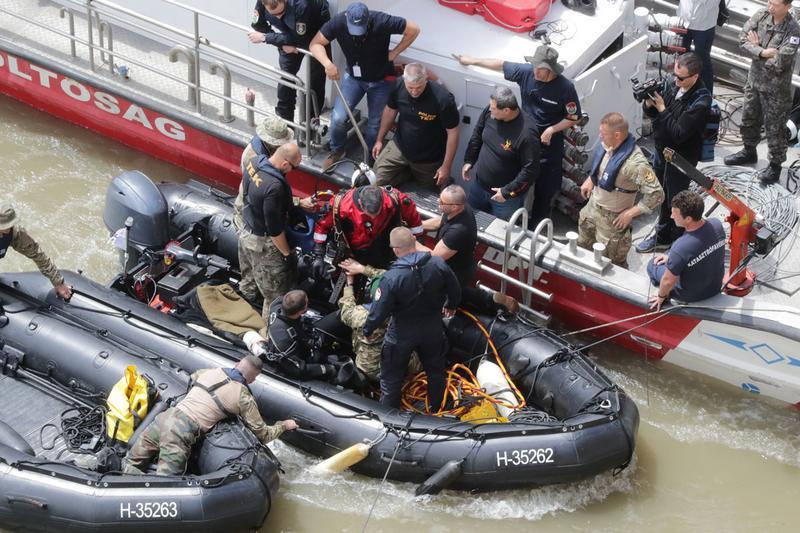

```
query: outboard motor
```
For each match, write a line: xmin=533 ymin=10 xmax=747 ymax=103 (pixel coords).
xmin=104 ymin=171 xmax=170 ymax=269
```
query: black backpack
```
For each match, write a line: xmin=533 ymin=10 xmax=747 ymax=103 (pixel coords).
xmin=717 ymin=0 xmax=730 ymax=27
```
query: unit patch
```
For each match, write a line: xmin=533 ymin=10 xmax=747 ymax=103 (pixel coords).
xmin=566 ymin=101 xmax=578 ymax=115
xmin=296 ymin=22 xmax=307 ymax=36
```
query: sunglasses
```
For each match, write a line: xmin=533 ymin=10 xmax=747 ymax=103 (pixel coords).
xmin=673 ymin=72 xmax=695 ymax=82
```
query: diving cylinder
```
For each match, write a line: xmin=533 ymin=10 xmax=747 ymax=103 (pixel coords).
xmin=311 ymin=442 xmax=370 ymax=474
xmin=475 ymin=359 xmax=517 ymax=418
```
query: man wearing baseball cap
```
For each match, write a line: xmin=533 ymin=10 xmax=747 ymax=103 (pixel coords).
xmin=0 ymin=204 xmax=72 ymax=300
xmin=456 ymin=45 xmax=582 ymax=227
xmin=310 ymin=2 xmax=420 ymax=171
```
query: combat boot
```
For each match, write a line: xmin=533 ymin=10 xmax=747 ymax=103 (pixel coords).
xmin=723 ymin=147 xmax=758 ymax=166
xmin=759 ymin=164 xmax=782 ymax=185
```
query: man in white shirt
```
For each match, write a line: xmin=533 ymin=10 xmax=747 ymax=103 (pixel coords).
xmin=678 ymin=0 xmax=720 ymax=93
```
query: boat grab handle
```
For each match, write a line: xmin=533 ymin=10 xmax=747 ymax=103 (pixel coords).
xmin=7 ymin=495 xmax=48 ymax=510
xmin=379 ymin=453 xmax=419 ymax=467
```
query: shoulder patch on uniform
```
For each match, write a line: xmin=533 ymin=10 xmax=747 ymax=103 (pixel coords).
xmin=374 ymin=288 xmax=381 ymax=301
xmin=791 ymin=36 xmax=800 ymax=45
xmin=269 ymin=311 xmax=277 ymax=324
xmin=252 ymin=9 xmax=259 ymax=25
xmin=566 ymin=102 xmax=578 ymax=115
xmin=296 ymin=22 xmax=307 ymax=36
xmin=644 ymin=169 xmax=657 ymax=184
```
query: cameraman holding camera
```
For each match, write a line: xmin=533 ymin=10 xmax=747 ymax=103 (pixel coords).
xmin=636 ymin=52 xmax=711 ymax=254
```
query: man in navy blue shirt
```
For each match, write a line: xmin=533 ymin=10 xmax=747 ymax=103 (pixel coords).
xmin=647 ymin=190 xmax=726 ymax=311
xmin=310 ymin=3 xmax=420 ymax=171
xmin=249 ymin=0 xmax=331 ymax=121
xmin=364 ymin=227 xmax=460 ymax=411
xmin=456 ymin=45 xmax=581 ymax=226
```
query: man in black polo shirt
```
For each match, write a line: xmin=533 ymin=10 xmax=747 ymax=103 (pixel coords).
xmin=309 ymin=2 xmax=420 ymax=171
xmin=372 ymin=62 xmax=460 ymax=190
xmin=249 ymin=0 xmax=330 ymax=121
xmin=238 ymin=143 xmax=303 ymax=320
xmin=456 ymin=45 xmax=581 ymax=226
xmin=462 ymin=87 xmax=540 ymax=221
xmin=422 ymin=185 xmax=519 ymax=313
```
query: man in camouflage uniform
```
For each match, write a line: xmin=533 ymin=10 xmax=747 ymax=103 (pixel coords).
xmin=124 ymin=355 xmax=297 ymax=476
xmin=724 ymin=0 xmax=800 ymax=184
xmin=0 ymin=204 xmax=72 ymax=299
xmin=579 ymin=113 xmax=664 ymax=268
xmin=234 ymin=118 xmax=314 ymax=305
xmin=337 ymin=258 xmax=421 ymax=381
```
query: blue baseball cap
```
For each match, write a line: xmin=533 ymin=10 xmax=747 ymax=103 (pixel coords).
xmin=346 ymin=3 xmax=369 ymax=36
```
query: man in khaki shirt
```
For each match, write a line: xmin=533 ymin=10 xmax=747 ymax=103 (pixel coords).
xmin=578 ymin=113 xmax=664 ymax=267
xmin=0 ymin=204 xmax=72 ymax=299
xmin=124 ymin=355 xmax=297 ymax=476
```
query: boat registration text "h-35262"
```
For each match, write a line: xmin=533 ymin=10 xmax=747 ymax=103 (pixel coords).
xmin=119 ymin=501 xmax=180 ymax=520
xmin=496 ymin=448 xmax=555 ymax=467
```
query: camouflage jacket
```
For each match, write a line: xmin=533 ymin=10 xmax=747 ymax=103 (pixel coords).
xmin=591 ymin=145 xmax=664 ymax=215
xmin=740 ymin=9 xmax=800 ymax=90
xmin=338 ymin=265 xmax=386 ymax=380
xmin=9 ymin=226 xmax=64 ymax=287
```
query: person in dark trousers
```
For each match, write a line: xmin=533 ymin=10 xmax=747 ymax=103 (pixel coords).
xmin=363 ymin=227 xmax=460 ymax=412
xmin=249 ymin=0 xmax=330 ymax=121
xmin=373 ymin=62 xmax=460 ymax=190
xmin=647 ymin=190 xmax=726 ymax=311
xmin=238 ymin=143 xmax=304 ymax=320
xmin=456 ymin=45 xmax=581 ymax=226
xmin=310 ymin=2 xmax=420 ymax=171
xmin=678 ymin=0 xmax=720 ymax=94
xmin=462 ymin=87 xmax=540 ymax=221
xmin=636 ymin=52 xmax=711 ymax=253
xmin=421 ymin=185 xmax=519 ymax=313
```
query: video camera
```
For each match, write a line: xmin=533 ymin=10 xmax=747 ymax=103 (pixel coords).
xmin=630 ymin=77 xmax=665 ymax=103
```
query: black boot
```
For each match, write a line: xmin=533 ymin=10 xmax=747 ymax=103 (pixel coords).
xmin=759 ymin=164 xmax=782 ymax=185
xmin=724 ymin=147 xmax=758 ymax=166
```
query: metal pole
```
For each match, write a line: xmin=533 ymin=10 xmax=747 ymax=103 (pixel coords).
xmin=304 ymin=54 xmax=313 ymax=157
xmin=193 ymin=11 xmax=202 ymax=113
xmin=86 ymin=1 xmax=95 ymax=71
xmin=59 ymin=8 xmax=76 ymax=58
xmin=331 ymin=78 xmax=368 ymax=163
xmin=209 ymin=62 xmax=234 ymax=122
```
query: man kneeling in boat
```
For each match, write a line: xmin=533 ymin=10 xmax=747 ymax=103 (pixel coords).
xmin=258 ymin=290 xmax=369 ymax=389
xmin=123 ymin=356 xmax=297 ymax=476
xmin=0 ymin=204 xmax=72 ymax=300
xmin=337 ymin=258 xmax=422 ymax=382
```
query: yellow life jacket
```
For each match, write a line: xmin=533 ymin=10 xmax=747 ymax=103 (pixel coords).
xmin=106 ymin=365 xmax=150 ymax=443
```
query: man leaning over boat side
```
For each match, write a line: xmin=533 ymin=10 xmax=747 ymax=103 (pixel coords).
xmin=455 ymin=45 xmax=581 ymax=226
xmin=248 ymin=0 xmax=331 ymax=122
xmin=421 ymin=184 xmax=519 ymax=313
xmin=372 ymin=62 xmax=460 ymax=191
xmin=723 ymin=0 xmax=800 ymax=184
xmin=636 ymin=52 xmax=711 ymax=254
xmin=461 ymin=87 xmax=540 ymax=221
xmin=646 ymin=190 xmax=726 ymax=312
xmin=310 ymin=2 xmax=420 ymax=171
xmin=123 ymin=355 xmax=297 ymax=476
xmin=238 ymin=143 xmax=305 ymax=319
xmin=233 ymin=117 xmax=314 ymax=307
xmin=363 ymin=227 xmax=460 ymax=412
xmin=0 ymin=204 xmax=72 ymax=300
xmin=578 ymin=112 xmax=664 ymax=268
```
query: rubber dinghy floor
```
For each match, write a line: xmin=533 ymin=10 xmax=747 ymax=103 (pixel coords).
xmin=0 ymin=374 xmax=81 ymax=461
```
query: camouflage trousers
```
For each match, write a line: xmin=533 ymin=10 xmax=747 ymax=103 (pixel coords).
xmin=237 ymin=229 xmax=296 ymax=321
xmin=578 ymin=198 xmax=632 ymax=266
xmin=740 ymin=80 xmax=792 ymax=165
xmin=357 ymin=339 xmax=423 ymax=382
xmin=123 ymin=408 xmax=200 ymax=476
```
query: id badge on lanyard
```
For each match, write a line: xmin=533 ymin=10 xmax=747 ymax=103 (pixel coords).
xmin=352 ymin=64 xmax=362 ymax=78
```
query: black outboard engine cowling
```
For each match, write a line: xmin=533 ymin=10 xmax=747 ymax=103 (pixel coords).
xmin=104 ymin=171 xmax=170 ymax=267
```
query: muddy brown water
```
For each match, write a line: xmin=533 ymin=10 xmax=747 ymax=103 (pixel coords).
xmin=1 ymin=94 xmax=798 ymax=532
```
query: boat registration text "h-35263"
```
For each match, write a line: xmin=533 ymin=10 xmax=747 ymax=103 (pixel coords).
xmin=496 ymin=448 xmax=555 ymax=467
xmin=119 ymin=501 xmax=180 ymax=520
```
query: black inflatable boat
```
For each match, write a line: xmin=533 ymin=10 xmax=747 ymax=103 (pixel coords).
xmin=0 ymin=280 xmax=280 ymax=531
xmin=5 ymin=170 xmax=639 ymax=494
